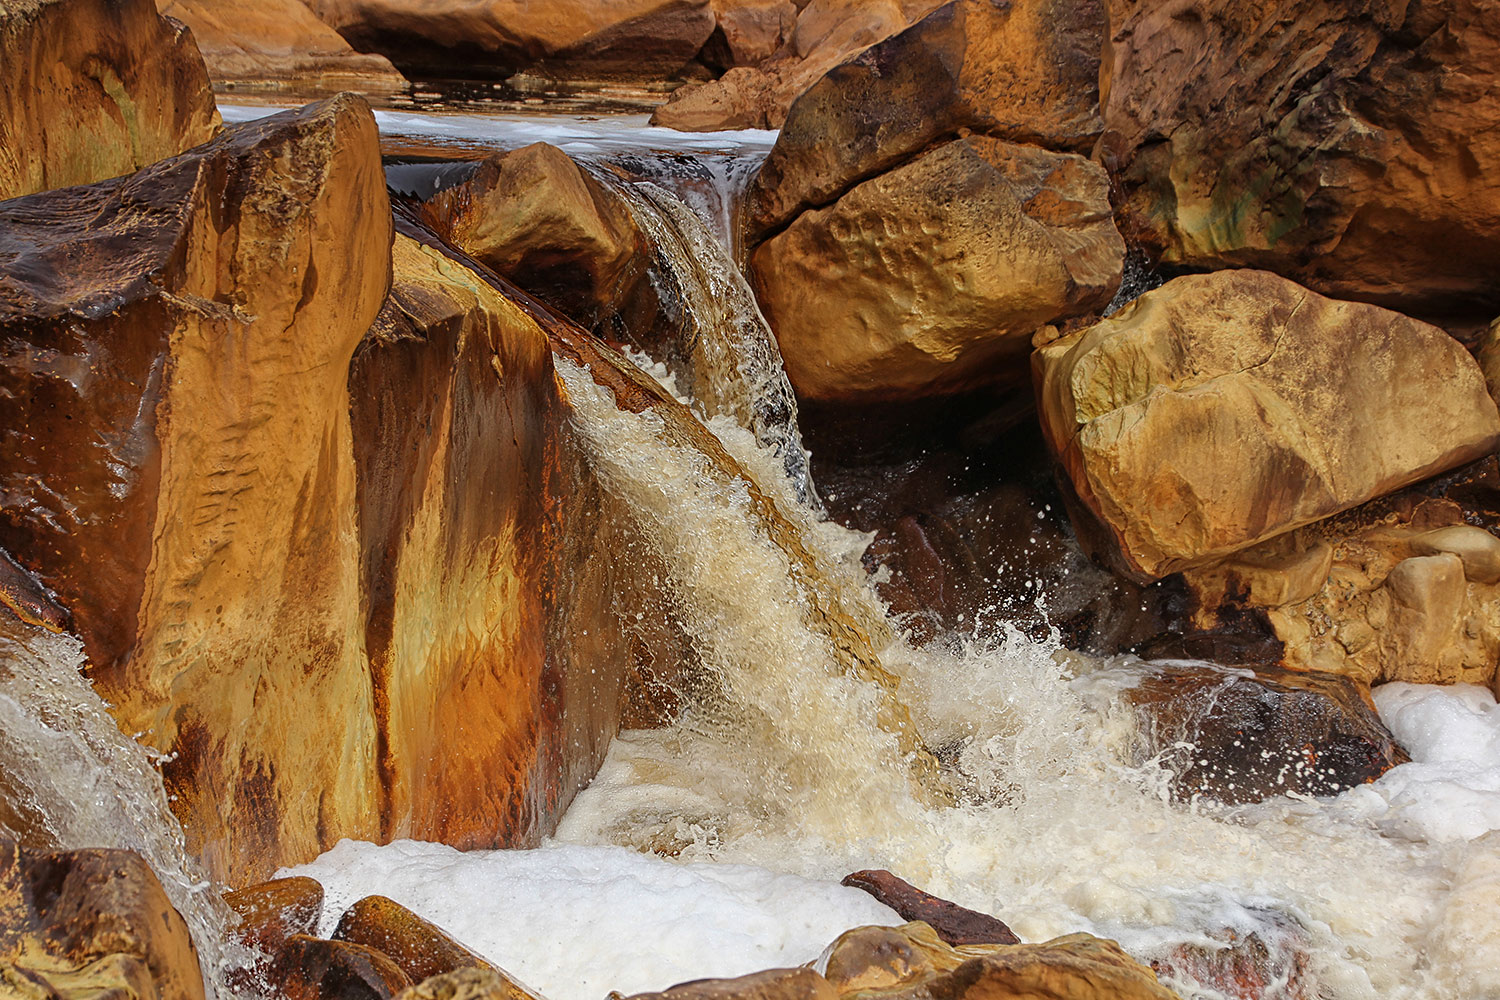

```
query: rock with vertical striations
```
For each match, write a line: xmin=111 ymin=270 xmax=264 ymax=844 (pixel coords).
xmin=0 ymin=0 xmax=220 ymax=200
xmin=1033 ymin=269 xmax=1500 ymax=582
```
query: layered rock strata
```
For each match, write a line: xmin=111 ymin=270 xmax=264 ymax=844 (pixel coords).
xmin=1034 ymin=269 xmax=1500 ymax=581
xmin=0 ymin=0 xmax=219 ymax=200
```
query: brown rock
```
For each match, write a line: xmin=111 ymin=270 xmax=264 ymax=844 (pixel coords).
xmin=745 ymin=0 xmax=1105 ymax=236
xmin=0 ymin=837 xmax=205 ymax=1000
xmin=225 ymin=876 xmax=324 ymax=955
xmin=841 ymin=871 xmax=1018 ymax=946
xmin=0 ymin=0 xmax=219 ymax=200
xmin=396 ymin=967 xmax=543 ymax=1000
xmin=1097 ymin=0 xmax=1500 ymax=316
xmin=621 ymin=968 xmax=836 ymax=1000
xmin=333 ymin=896 xmax=496 ymax=985
xmin=157 ymin=0 xmax=406 ymax=91
xmin=1118 ymin=662 xmax=1407 ymax=805
xmin=1034 ymin=270 xmax=1500 ymax=582
xmin=751 ymin=137 xmax=1122 ymax=401
xmin=1150 ymin=912 xmax=1312 ymax=1000
xmin=273 ymin=935 xmax=412 ymax=1000
xmin=821 ymin=923 xmax=961 ymax=994
xmin=306 ymin=0 xmax=716 ymax=81
xmin=702 ymin=0 xmax=797 ymax=68
xmin=422 ymin=143 xmax=646 ymax=329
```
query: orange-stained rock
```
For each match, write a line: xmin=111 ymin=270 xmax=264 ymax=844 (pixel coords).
xmin=332 ymin=896 xmax=495 ymax=985
xmin=0 ymin=95 xmax=392 ymax=883
xmin=157 ymin=0 xmax=406 ymax=91
xmin=622 ymin=967 xmax=836 ymax=1000
xmin=841 ymin=872 xmax=1018 ymax=946
xmin=702 ymin=0 xmax=797 ymax=69
xmin=1096 ymin=0 xmax=1500 ymax=316
xmin=744 ymin=0 xmax=1105 ymax=235
xmin=0 ymin=837 xmax=205 ymax=1000
xmin=1034 ymin=270 xmax=1500 ymax=582
xmin=225 ymin=876 xmax=324 ymax=955
xmin=273 ymin=935 xmax=412 ymax=1000
xmin=1117 ymin=661 xmax=1407 ymax=805
xmin=1148 ymin=912 xmax=1313 ymax=1000
xmin=0 ymin=0 xmax=219 ymax=200
xmin=421 ymin=142 xmax=646 ymax=329
xmin=306 ymin=0 xmax=716 ymax=80
xmin=751 ymin=137 xmax=1122 ymax=401
xmin=396 ymin=967 xmax=543 ymax=1000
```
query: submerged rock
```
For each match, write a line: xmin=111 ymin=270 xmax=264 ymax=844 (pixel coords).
xmin=158 ymin=0 xmax=407 ymax=92
xmin=745 ymin=0 xmax=1106 ymax=237
xmin=1097 ymin=0 xmax=1500 ymax=316
xmin=840 ymin=871 xmax=1019 ymax=946
xmin=0 ymin=0 xmax=219 ymax=200
xmin=0 ymin=837 xmax=204 ymax=1000
xmin=1118 ymin=661 xmax=1407 ymax=805
xmin=1034 ymin=270 xmax=1500 ymax=582
xmin=751 ymin=137 xmax=1121 ymax=401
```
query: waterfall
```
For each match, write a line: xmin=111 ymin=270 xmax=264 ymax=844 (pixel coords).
xmin=0 ymin=615 xmax=239 ymax=998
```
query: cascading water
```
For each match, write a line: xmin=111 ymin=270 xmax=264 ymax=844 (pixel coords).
xmin=0 ymin=615 xmax=239 ymax=997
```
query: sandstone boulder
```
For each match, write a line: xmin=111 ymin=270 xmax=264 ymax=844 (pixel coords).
xmin=333 ymin=896 xmax=497 ymax=985
xmin=701 ymin=0 xmax=797 ymax=69
xmin=841 ymin=871 xmax=1018 ymax=946
xmin=225 ymin=876 xmax=324 ymax=954
xmin=158 ymin=0 xmax=406 ymax=91
xmin=0 ymin=838 xmax=205 ymax=1000
xmin=751 ymin=137 xmax=1122 ymax=401
xmin=622 ymin=968 xmax=836 ymax=1000
xmin=1181 ymin=466 xmax=1500 ymax=691
xmin=273 ymin=935 xmax=412 ymax=1000
xmin=1097 ymin=0 xmax=1500 ymax=315
xmin=1117 ymin=661 xmax=1407 ymax=805
xmin=306 ymin=0 xmax=717 ymax=81
xmin=421 ymin=143 xmax=646 ymax=329
xmin=1034 ymin=270 xmax=1500 ymax=582
xmin=0 ymin=0 xmax=219 ymax=200
xmin=396 ymin=967 xmax=542 ymax=1000
xmin=745 ymin=0 xmax=1105 ymax=236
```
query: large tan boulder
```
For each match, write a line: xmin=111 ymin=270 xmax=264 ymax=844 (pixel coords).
xmin=158 ymin=0 xmax=406 ymax=91
xmin=745 ymin=0 xmax=1105 ymax=236
xmin=0 ymin=838 xmax=205 ymax=1000
xmin=1034 ymin=270 xmax=1500 ymax=581
xmin=306 ymin=0 xmax=716 ymax=80
xmin=751 ymin=137 xmax=1122 ymax=401
xmin=0 ymin=0 xmax=219 ymax=200
xmin=422 ymin=142 xmax=645 ymax=328
xmin=1097 ymin=0 xmax=1500 ymax=316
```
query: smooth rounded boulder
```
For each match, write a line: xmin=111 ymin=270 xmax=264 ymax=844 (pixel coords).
xmin=751 ymin=137 xmax=1123 ymax=401
xmin=1034 ymin=269 xmax=1500 ymax=581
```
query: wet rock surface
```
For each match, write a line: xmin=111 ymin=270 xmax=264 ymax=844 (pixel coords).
xmin=0 ymin=0 xmax=219 ymax=200
xmin=1119 ymin=661 xmax=1408 ymax=805
xmin=0 ymin=837 xmax=204 ymax=1000
xmin=1034 ymin=269 xmax=1500 ymax=581
xmin=751 ymin=137 xmax=1121 ymax=402
xmin=623 ymin=967 xmax=837 ymax=1000
xmin=333 ymin=895 xmax=496 ymax=985
xmin=273 ymin=935 xmax=413 ymax=1000
xmin=396 ymin=966 xmax=543 ymax=1000
xmin=840 ymin=872 xmax=1018 ymax=946
xmin=225 ymin=876 xmax=324 ymax=955
xmin=1097 ymin=0 xmax=1500 ymax=318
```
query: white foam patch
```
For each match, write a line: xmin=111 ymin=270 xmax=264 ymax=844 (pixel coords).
xmin=280 ymin=840 xmax=898 ymax=1000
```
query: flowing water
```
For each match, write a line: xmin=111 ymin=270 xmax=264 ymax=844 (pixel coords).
xmin=7 ymin=105 xmax=1500 ymax=1000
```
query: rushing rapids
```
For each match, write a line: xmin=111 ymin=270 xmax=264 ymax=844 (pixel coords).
xmin=3 ymin=104 xmax=1499 ymax=1000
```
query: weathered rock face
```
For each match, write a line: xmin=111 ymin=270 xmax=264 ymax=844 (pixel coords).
xmin=1034 ymin=269 xmax=1500 ymax=582
xmin=0 ymin=838 xmax=205 ymax=1000
xmin=0 ymin=95 xmax=392 ymax=882
xmin=306 ymin=0 xmax=717 ymax=80
xmin=157 ymin=0 xmax=406 ymax=91
xmin=421 ymin=143 xmax=646 ymax=330
xmin=1183 ymin=463 xmax=1500 ymax=691
xmin=751 ymin=137 xmax=1122 ymax=401
xmin=0 ymin=0 xmax=220 ymax=201
xmin=745 ymin=0 xmax=1106 ymax=236
xmin=701 ymin=0 xmax=797 ymax=69
xmin=1097 ymin=0 xmax=1500 ymax=316
xmin=1117 ymin=661 xmax=1407 ymax=804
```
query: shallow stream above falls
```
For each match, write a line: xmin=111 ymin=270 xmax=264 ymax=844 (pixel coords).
xmin=7 ymin=102 xmax=1500 ymax=1000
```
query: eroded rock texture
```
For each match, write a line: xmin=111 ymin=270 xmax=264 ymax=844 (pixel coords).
xmin=1097 ymin=0 xmax=1500 ymax=316
xmin=1034 ymin=270 xmax=1500 ymax=581
xmin=0 ymin=0 xmax=219 ymax=200
xmin=751 ymin=137 xmax=1121 ymax=401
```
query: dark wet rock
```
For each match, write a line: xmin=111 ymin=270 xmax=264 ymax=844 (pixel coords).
xmin=396 ymin=967 xmax=544 ymax=1000
xmin=0 ymin=836 xmax=205 ymax=1000
xmin=841 ymin=871 xmax=1019 ymax=946
xmin=225 ymin=876 xmax=324 ymax=955
xmin=333 ymin=896 xmax=495 ymax=985
xmin=273 ymin=935 xmax=412 ymax=1000
xmin=1119 ymin=662 xmax=1408 ymax=805
xmin=0 ymin=0 xmax=219 ymax=200
xmin=1149 ymin=911 xmax=1313 ymax=1000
